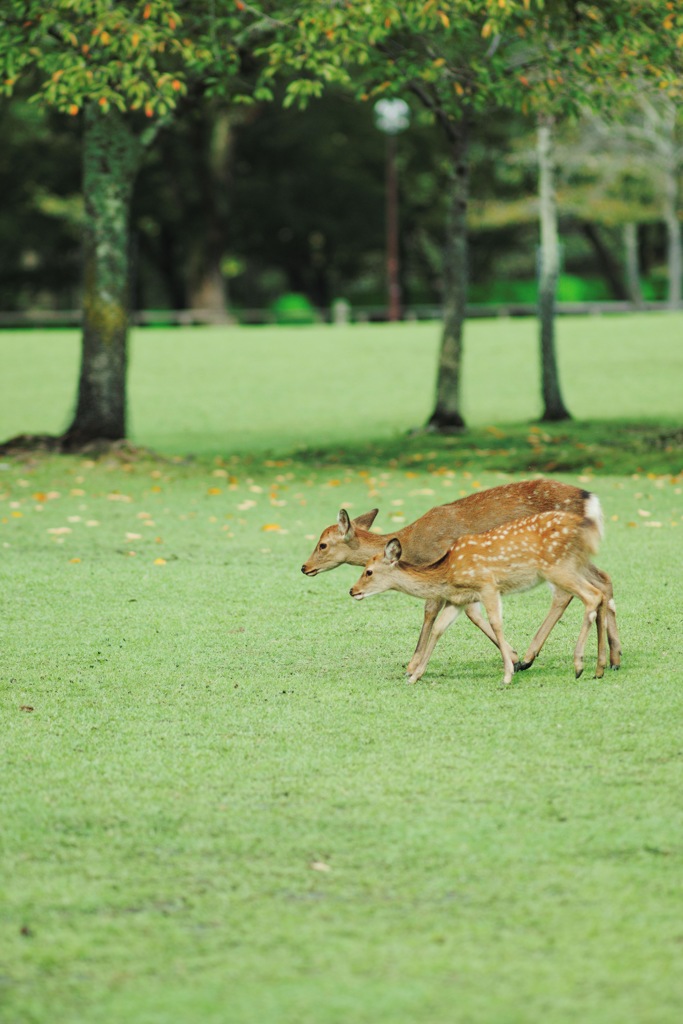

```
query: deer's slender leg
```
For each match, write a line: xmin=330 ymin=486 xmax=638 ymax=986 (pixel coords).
xmin=520 ymin=566 xmax=620 ymax=673
xmin=465 ymin=602 xmax=519 ymax=663
xmin=519 ymin=586 xmax=573 ymax=670
xmin=408 ymin=599 xmax=519 ymax=676
xmin=594 ymin=594 xmax=608 ymax=679
xmin=407 ymin=598 xmax=444 ymax=676
xmin=408 ymin=603 xmax=461 ymax=684
xmin=549 ymin=573 xmax=604 ymax=678
xmin=479 ymin=589 xmax=516 ymax=685
xmin=586 ymin=564 xmax=621 ymax=668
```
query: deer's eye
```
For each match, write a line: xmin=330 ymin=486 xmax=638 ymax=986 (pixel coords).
xmin=319 ymin=542 xmax=327 ymax=550
xmin=365 ymin=569 xmax=373 ymax=577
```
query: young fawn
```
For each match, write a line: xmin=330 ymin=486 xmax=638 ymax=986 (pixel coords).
xmin=302 ymin=479 xmax=620 ymax=675
xmin=349 ymin=511 xmax=608 ymax=686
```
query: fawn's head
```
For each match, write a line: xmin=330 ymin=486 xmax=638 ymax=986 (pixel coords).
xmin=349 ymin=538 xmax=402 ymax=599
xmin=301 ymin=508 xmax=379 ymax=575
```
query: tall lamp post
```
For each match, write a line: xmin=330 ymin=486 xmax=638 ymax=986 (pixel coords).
xmin=374 ymin=98 xmax=410 ymax=322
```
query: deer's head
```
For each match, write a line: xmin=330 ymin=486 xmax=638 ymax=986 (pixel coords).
xmin=349 ymin=538 xmax=402 ymax=599
xmin=301 ymin=508 xmax=379 ymax=575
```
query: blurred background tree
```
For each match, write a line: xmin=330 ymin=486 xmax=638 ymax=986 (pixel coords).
xmin=246 ymin=0 xmax=683 ymax=428
xmin=1 ymin=1 xmax=681 ymax=443
xmin=2 ymin=57 xmax=679 ymax=322
xmin=0 ymin=0 xmax=247 ymax=444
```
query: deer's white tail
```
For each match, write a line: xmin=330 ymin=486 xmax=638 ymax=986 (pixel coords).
xmin=584 ymin=493 xmax=604 ymax=541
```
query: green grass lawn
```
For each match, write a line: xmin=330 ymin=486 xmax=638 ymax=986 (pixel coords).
xmin=1 ymin=315 xmax=683 ymax=1023
xmin=1 ymin=312 xmax=682 ymax=463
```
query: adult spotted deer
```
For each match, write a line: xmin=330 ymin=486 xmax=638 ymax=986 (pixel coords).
xmin=349 ymin=511 xmax=608 ymax=686
xmin=301 ymin=479 xmax=620 ymax=674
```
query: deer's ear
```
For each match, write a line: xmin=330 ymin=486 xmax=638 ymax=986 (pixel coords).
xmin=337 ymin=509 xmax=354 ymax=539
xmin=353 ymin=508 xmax=379 ymax=530
xmin=384 ymin=538 xmax=402 ymax=564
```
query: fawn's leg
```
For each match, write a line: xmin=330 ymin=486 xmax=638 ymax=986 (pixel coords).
xmin=519 ymin=586 xmax=573 ymax=670
xmin=594 ymin=593 xmax=608 ymax=679
xmin=407 ymin=598 xmax=445 ymax=676
xmin=566 ymin=582 xmax=603 ymax=679
xmin=479 ymin=589 xmax=516 ymax=685
xmin=545 ymin=565 xmax=604 ymax=679
xmin=408 ymin=603 xmax=461 ymax=684
xmin=586 ymin=563 xmax=621 ymax=669
xmin=465 ymin=603 xmax=519 ymax=664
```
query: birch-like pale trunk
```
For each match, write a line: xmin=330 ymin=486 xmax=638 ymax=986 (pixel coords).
xmin=635 ymin=98 xmax=681 ymax=308
xmin=663 ymin=137 xmax=682 ymax=308
xmin=623 ymin=222 xmax=644 ymax=308
xmin=537 ymin=116 xmax=571 ymax=423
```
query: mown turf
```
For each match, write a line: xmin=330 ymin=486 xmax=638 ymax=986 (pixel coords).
xmin=1 ymin=316 xmax=683 ymax=1023
xmin=0 ymin=313 xmax=682 ymax=469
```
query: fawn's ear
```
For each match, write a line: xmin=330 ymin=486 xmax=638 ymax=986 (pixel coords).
xmin=353 ymin=508 xmax=379 ymax=530
xmin=337 ymin=508 xmax=354 ymax=539
xmin=384 ymin=538 xmax=402 ymax=564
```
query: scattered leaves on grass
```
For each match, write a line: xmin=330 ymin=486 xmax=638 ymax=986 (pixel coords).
xmin=20 ymin=706 xmax=34 ymax=712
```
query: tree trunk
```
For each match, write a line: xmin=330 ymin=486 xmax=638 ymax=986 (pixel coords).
xmin=663 ymin=141 xmax=682 ymax=309
xmin=385 ymin=132 xmax=402 ymax=322
xmin=537 ymin=117 xmax=571 ymax=423
xmin=623 ymin=222 xmax=644 ymax=308
xmin=63 ymin=106 xmax=141 ymax=445
xmin=580 ymin=221 xmax=628 ymax=300
xmin=426 ymin=118 xmax=469 ymax=431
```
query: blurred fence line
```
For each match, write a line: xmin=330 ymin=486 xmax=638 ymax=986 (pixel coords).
xmin=0 ymin=301 xmax=678 ymax=329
